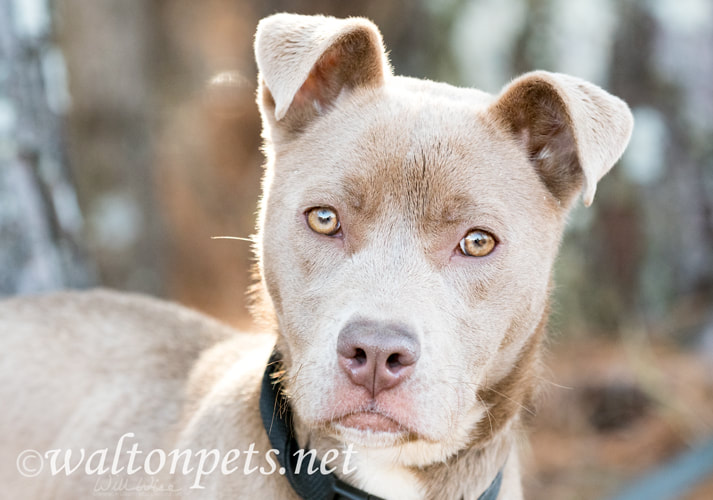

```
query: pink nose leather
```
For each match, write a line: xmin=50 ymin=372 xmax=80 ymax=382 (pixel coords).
xmin=337 ymin=319 xmax=420 ymax=397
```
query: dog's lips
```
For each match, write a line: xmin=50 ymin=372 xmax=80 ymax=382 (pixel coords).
xmin=336 ymin=411 xmax=404 ymax=433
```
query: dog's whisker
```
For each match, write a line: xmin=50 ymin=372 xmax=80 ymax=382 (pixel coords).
xmin=485 ymin=387 xmax=536 ymax=417
xmin=535 ymin=375 xmax=573 ymax=390
xmin=476 ymin=393 xmax=496 ymax=437
xmin=210 ymin=235 xmax=256 ymax=242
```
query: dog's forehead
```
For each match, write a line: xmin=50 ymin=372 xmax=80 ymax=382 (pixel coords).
xmin=278 ymin=77 xmax=553 ymax=229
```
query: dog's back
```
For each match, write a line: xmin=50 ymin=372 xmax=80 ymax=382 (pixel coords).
xmin=0 ymin=290 xmax=273 ymax=499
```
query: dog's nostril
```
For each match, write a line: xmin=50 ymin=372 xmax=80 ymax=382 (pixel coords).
xmin=354 ymin=348 xmax=367 ymax=365
xmin=386 ymin=353 xmax=401 ymax=370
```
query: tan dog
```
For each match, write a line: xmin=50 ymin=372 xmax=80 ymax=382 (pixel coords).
xmin=0 ymin=13 xmax=632 ymax=500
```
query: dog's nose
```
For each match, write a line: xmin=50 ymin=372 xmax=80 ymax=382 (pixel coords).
xmin=337 ymin=319 xmax=420 ymax=397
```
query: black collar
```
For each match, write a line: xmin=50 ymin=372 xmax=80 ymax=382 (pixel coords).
xmin=259 ymin=351 xmax=504 ymax=500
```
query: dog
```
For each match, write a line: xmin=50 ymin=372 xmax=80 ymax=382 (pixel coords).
xmin=0 ymin=13 xmax=633 ymax=500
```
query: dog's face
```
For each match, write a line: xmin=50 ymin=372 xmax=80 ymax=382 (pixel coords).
xmin=253 ymin=14 xmax=632 ymax=465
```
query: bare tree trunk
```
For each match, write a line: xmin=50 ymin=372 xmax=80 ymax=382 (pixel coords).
xmin=0 ymin=0 xmax=94 ymax=294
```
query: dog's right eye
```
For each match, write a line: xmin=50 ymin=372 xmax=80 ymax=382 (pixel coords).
xmin=306 ymin=207 xmax=341 ymax=236
xmin=459 ymin=229 xmax=497 ymax=257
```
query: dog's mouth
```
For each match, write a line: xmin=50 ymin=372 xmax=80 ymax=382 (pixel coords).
xmin=335 ymin=411 xmax=403 ymax=433
xmin=325 ymin=406 xmax=421 ymax=447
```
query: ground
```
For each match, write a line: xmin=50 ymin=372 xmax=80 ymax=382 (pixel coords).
xmin=525 ymin=336 xmax=713 ymax=500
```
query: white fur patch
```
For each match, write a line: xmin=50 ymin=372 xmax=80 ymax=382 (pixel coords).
xmin=349 ymin=447 xmax=424 ymax=500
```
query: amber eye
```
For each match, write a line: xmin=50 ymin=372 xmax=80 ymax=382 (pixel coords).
xmin=306 ymin=207 xmax=341 ymax=236
xmin=459 ymin=229 xmax=497 ymax=257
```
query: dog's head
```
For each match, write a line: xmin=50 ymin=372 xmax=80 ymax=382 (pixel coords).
xmin=253 ymin=13 xmax=632 ymax=465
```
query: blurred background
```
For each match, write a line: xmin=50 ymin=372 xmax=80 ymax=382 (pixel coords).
xmin=1 ymin=0 xmax=712 ymax=498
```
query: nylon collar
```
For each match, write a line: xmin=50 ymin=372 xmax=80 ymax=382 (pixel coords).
xmin=259 ymin=351 xmax=504 ymax=500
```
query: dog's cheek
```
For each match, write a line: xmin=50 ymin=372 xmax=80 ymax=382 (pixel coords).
xmin=442 ymin=235 xmax=553 ymax=375
xmin=268 ymin=258 xmax=353 ymax=419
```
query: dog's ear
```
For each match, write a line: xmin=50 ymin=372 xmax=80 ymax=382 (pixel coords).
xmin=491 ymin=71 xmax=633 ymax=207
xmin=255 ymin=13 xmax=388 ymax=133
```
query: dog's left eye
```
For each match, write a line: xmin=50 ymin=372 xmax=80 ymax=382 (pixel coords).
xmin=306 ymin=207 xmax=341 ymax=236
xmin=459 ymin=229 xmax=497 ymax=257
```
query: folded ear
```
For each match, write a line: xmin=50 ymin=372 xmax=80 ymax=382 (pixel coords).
xmin=254 ymin=13 xmax=389 ymax=133
xmin=491 ymin=71 xmax=633 ymax=207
